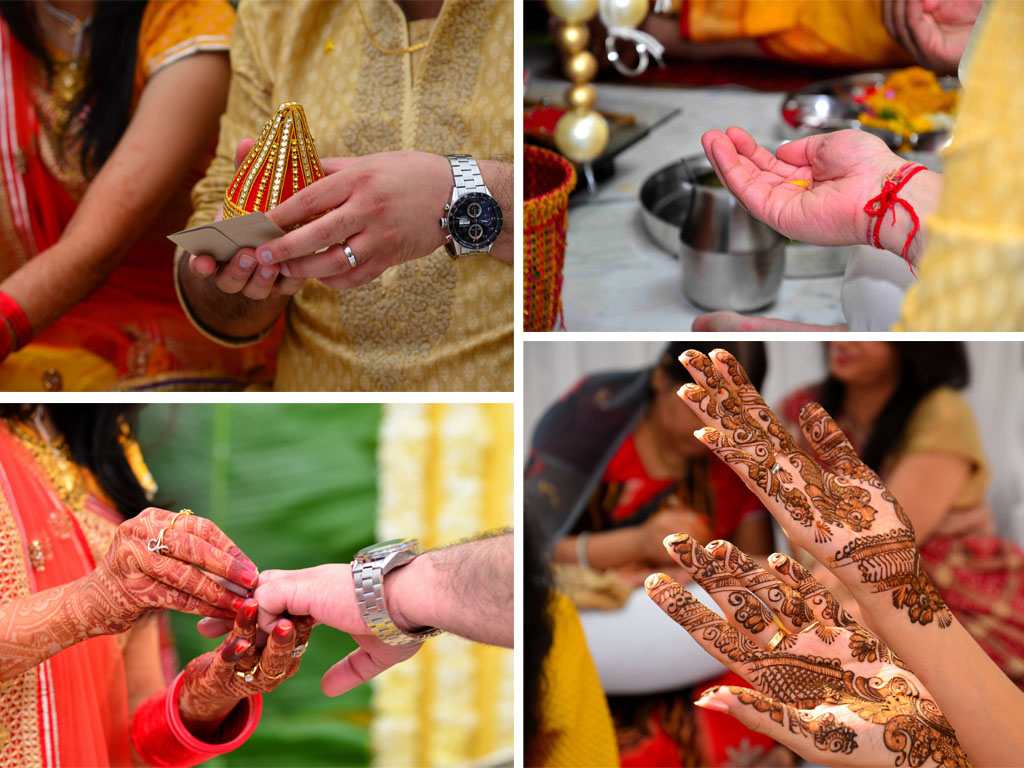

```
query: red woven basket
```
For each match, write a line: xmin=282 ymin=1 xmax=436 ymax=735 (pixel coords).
xmin=524 ymin=145 xmax=577 ymax=331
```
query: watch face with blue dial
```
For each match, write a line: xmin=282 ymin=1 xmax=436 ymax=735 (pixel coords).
xmin=449 ymin=192 xmax=502 ymax=249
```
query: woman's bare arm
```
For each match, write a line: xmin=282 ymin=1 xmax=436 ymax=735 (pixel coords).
xmin=0 ymin=52 xmax=229 ymax=335
xmin=884 ymin=452 xmax=973 ymax=543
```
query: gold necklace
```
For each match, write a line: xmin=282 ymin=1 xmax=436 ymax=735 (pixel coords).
xmin=356 ymin=2 xmax=430 ymax=56
xmin=3 ymin=410 xmax=87 ymax=511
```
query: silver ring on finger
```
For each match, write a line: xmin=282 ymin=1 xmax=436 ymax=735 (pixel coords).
xmin=291 ymin=643 xmax=307 ymax=658
xmin=769 ymin=461 xmax=782 ymax=475
xmin=343 ymin=245 xmax=358 ymax=268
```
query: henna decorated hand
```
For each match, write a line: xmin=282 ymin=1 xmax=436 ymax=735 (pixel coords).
xmin=646 ymin=536 xmax=969 ymax=767
xmin=677 ymin=349 xmax=951 ymax=629
xmin=80 ymin=508 xmax=259 ymax=635
xmin=178 ymin=598 xmax=313 ymax=740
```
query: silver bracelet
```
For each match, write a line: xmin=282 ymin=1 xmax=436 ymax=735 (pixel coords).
xmin=575 ymin=531 xmax=592 ymax=570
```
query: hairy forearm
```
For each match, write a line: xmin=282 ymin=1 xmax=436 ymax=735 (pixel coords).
xmin=478 ymin=160 xmax=513 ymax=265
xmin=176 ymin=253 xmax=289 ymax=340
xmin=388 ymin=532 xmax=512 ymax=647
xmin=0 ymin=578 xmax=104 ymax=682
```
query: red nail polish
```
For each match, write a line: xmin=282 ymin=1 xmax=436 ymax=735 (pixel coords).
xmin=275 ymin=619 xmax=294 ymax=638
xmin=243 ymin=599 xmax=259 ymax=619
xmin=240 ymin=570 xmax=259 ymax=589
xmin=232 ymin=597 xmax=244 ymax=612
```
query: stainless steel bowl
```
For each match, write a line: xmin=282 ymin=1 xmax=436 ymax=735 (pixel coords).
xmin=640 ymin=156 xmax=785 ymax=311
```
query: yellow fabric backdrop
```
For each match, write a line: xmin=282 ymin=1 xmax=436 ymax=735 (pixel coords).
xmin=372 ymin=403 xmax=513 ymax=766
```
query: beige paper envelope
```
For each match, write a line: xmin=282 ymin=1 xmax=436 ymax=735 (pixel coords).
xmin=168 ymin=212 xmax=286 ymax=262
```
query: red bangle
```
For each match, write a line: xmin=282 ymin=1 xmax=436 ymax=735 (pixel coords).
xmin=0 ymin=291 xmax=32 ymax=351
xmin=130 ymin=672 xmax=262 ymax=768
xmin=863 ymin=162 xmax=927 ymax=275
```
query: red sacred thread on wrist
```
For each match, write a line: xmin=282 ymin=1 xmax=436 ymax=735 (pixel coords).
xmin=863 ymin=162 xmax=926 ymax=276
xmin=0 ymin=292 xmax=32 ymax=352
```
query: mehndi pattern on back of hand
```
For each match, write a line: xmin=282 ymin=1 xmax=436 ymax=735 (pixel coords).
xmin=679 ymin=349 xmax=951 ymax=629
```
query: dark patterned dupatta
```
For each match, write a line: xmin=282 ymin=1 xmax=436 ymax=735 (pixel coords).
xmin=525 ymin=368 xmax=651 ymax=555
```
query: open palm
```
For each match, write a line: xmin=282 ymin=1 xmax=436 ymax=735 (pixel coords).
xmin=702 ymin=127 xmax=904 ymax=247
xmin=646 ymin=537 xmax=968 ymax=767
xmin=677 ymin=348 xmax=952 ymax=629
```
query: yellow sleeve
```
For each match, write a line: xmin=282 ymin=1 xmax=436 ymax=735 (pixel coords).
xmin=134 ymin=0 xmax=234 ymax=92
xmin=685 ymin=0 xmax=911 ymax=67
xmin=896 ymin=0 xmax=1024 ymax=330
xmin=888 ymin=388 xmax=990 ymax=508
xmin=530 ymin=593 xmax=619 ymax=768
xmin=173 ymin=0 xmax=277 ymax=348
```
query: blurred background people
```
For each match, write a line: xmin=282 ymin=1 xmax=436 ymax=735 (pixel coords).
xmin=0 ymin=0 xmax=279 ymax=390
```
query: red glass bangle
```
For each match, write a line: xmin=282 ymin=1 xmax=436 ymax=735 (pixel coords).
xmin=863 ymin=162 xmax=927 ymax=275
xmin=0 ymin=291 xmax=32 ymax=351
xmin=130 ymin=672 xmax=262 ymax=768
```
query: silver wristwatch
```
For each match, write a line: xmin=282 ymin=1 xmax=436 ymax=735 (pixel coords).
xmin=441 ymin=154 xmax=503 ymax=259
xmin=352 ymin=538 xmax=442 ymax=647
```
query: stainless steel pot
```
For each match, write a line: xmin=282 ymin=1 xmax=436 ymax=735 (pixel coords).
xmin=640 ymin=156 xmax=785 ymax=311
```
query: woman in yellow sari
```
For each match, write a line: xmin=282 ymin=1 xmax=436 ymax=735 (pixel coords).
xmin=0 ymin=1 xmax=279 ymax=391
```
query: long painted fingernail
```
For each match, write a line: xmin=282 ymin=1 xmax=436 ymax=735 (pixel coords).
xmin=223 ymin=638 xmax=251 ymax=662
xmin=694 ymin=694 xmax=730 ymax=713
xmin=238 ymin=253 xmax=255 ymax=269
xmin=243 ymin=599 xmax=259 ymax=620
xmin=232 ymin=597 xmax=244 ymax=611
xmin=275 ymin=619 xmax=294 ymax=638
xmin=259 ymin=249 xmax=274 ymax=265
xmin=240 ymin=570 xmax=259 ymax=589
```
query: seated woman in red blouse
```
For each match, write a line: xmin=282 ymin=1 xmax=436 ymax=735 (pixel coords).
xmin=526 ymin=341 xmax=789 ymax=768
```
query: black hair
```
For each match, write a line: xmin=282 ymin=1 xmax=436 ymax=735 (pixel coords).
xmin=818 ymin=342 xmax=969 ymax=472
xmin=0 ymin=1 xmax=147 ymax=176
xmin=523 ymin=516 xmax=555 ymax=763
xmin=1 ymin=404 xmax=150 ymax=519
xmin=656 ymin=341 xmax=768 ymax=391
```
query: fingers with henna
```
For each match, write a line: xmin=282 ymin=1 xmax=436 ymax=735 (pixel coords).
xmin=261 ymin=619 xmax=296 ymax=680
xmin=662 ymin=533 xmax=777 ymax=644
xmin=705 ymin=540 xmax=814 ymax=633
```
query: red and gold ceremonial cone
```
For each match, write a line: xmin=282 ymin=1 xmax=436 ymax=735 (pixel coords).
xmin=223 ymin=101 xmax=325 ymax=222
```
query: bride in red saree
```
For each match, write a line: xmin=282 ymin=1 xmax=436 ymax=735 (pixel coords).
xmin=0 ymin=405 xmax=308 ymax=766
xmin=0 ymin=1 xmax=279 ymax=391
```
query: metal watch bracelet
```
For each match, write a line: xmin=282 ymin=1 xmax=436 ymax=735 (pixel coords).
xmin=353 ymin=559 xmax=442 ymax=647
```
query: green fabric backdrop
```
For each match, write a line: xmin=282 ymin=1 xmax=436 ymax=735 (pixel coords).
xmin=137 ymin=404 xmax=381 ymax=767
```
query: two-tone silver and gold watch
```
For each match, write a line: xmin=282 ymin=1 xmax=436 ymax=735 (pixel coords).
xmin=352 ymin=538 xmax=442 ymax=647
xmin=441 ymin=154 xmax=503 ymax=259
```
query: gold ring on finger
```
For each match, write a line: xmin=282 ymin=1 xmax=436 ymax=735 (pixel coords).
xmin=261 ymin=662 xmax=287 ymax=680
xmin=764 ymin=628 xmax=789 ymax=652
xmin=235 ymin=661 xmax=261 ymax=683
xmin=169 ymin=508 xmax=194 ymax=530
xmin=798 ymin=620 xmax=821 ymax=635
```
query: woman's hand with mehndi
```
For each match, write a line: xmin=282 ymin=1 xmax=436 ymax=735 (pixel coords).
xmin=646 ymin=536 xmax=969 ymax=767
xmin=676 ymin=348 xmax=952 ymax=630
xmin=80 ymin=507 xmax=259 ymax=635
xmin=178 ymin=598 xmax=313 ymax=740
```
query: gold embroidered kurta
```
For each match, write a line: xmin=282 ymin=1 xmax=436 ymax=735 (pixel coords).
xmin=182 ymin=0 xmax=513 ymax=391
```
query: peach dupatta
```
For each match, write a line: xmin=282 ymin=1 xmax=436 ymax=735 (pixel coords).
xmin=0 ymin=421 xmax=132 ymax=767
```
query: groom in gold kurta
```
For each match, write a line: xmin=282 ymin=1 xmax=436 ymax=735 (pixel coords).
xmin=176 ymin=0 xmax=512 ymax=391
